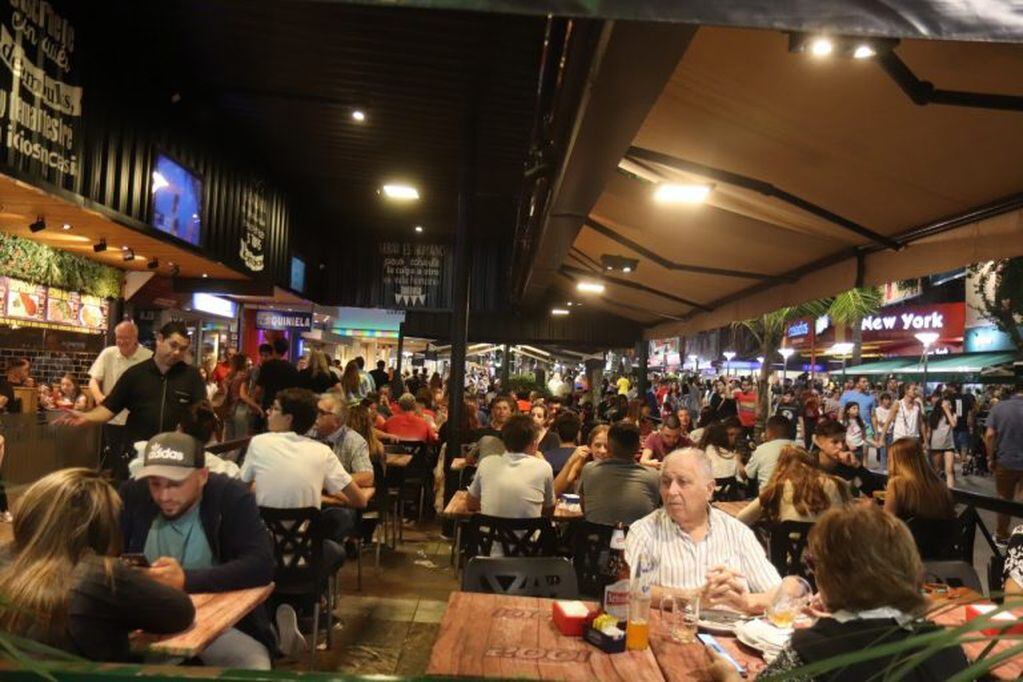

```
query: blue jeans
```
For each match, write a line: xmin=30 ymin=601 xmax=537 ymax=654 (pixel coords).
xmin=877 ymin=433 xmax=893 ymax=472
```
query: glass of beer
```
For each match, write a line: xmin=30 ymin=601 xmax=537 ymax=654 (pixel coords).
xmin=766 ymin=576 xmax=812 ymax=629
xmin=660 ymin=591 xmax=700 ymax=643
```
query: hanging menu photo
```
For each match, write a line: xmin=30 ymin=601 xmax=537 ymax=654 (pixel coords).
xmin=0 ymin=277 xmax=107 ymax=332
xmin=46 ymin=286 xmax=79 ymax=325
xmin=5 ymin=277 xmax=45 ymax=321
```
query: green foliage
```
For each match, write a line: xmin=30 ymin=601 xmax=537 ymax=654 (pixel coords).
xmin=507 ymin=373 xmax=547 ymax=398
xmin=827 ymin=287 xmax=883 ymax=326
xmin=0 ymin=233 xmax=121 ymax=298
xmin=969 ymin=258 xmax=1023 ymax=357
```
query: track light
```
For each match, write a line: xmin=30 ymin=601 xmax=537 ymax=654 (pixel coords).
xmin=147 ymin=257 xmax=159 ymax=269
xmin=93 ymin=239 xmax=107 ymax=253
xmin=29 ymin=217 xmax=45 ymax=233
xmin=122 ymin=247 xmax=135 ymax=262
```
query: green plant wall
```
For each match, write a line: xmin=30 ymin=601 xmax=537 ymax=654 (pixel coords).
xmin=0 ymin=233 xmax=122 ymax=298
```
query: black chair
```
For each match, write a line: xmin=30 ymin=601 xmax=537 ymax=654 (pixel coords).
xmin=567 ymin=520 xmax=621 ymax=598
xmin=714 ymin=476 xmax=743 ymax=501
xmin=923 ymin=560 xmax=984 ymax=594
xmin=767 ymin=521 xmax=816 ymax=587
xmin=462 ymin=557 xmax=578 ymax=598
xmin=259 ymin=507 xmax=336 ymax=667
xmin=905 ymin=507 xmax=976 ymax=562
xmin=463 ymin=514 xmax=559 ymax=560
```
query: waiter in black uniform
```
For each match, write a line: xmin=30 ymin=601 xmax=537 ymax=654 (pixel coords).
xmin=56 ymin=321 xmax=205 ymax=476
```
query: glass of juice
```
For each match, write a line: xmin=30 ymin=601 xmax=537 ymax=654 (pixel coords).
xmin=766 ymin=576 xmax=812 ymax=630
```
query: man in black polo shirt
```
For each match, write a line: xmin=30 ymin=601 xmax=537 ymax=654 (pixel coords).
xmin=254 ymin=337 xmax=299 ymax=412
xmin=57 ymin=321 xmax=205 ymax=473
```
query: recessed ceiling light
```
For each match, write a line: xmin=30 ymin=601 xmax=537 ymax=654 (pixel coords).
xmin=414 ymin=225 xmax=424 ymax=233
xmin=352 ymin=110 xmax=366 ymax=122
xmin=382 ymin=184 xmax=420 ymax=200
xmin=622 ymin=266 xmax=632 ymax=273
xmin=566 ymin=302 xmax=573 ymax=307
xmin=654 ymin=183 xmax=711 ymax=204
xmin=202 ymin=273 xmax=208 ymax=278
xmin=61 ymin=223 xmax=71 ymax=231
xmin=853 ymin=44 xmax=875 ymax=59
xmin=551 ymin=308 xmax=570 ymax=316
xmin=810 ymin=37 xmax=833 ymax=56
xmin=577 ymin=281 xmax=606 ymax=294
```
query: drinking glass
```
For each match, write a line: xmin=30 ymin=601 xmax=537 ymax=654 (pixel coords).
xmin=660 ymin=591 xmax=700 ymax=643
xmin=766 ymin=576 xmax=812 ymax=629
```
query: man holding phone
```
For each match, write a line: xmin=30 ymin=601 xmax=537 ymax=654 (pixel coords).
xmin=119 ymin=432 xmax=275 ymax=669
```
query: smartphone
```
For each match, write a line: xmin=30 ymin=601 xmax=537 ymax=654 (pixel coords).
xmin=120 ymin=553 xmax=151 ymax=568
xmin=698 ymin=633 xmax=746 ymax=677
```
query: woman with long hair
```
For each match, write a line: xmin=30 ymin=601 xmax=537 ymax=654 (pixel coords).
xmin=884 ymin=437 xmax=954 ymax=520
xmin=841 ymin=402 xmax=879 ymax=464
xmin=554 ymin=423 xmax=610 ymax=496
xmin=340 ymin=360 xmax=364 ymax=403
xmin=53 ymin=373 xmax=88 ymax=411
xmin=737 ymin=446 xmax=850 ymax=525
xmin=927 ymin=390 xmax=958 ymax=488
xmin=699 ymin=422 xmax=739 ymax=480
xmin=225 ymin=353 xmax=261 ymax=440
xmin=348 ymin=404 xmax=385 ymax=464
xmin=0 ymin=468 xmax=193 ymax=660
xmin=299 ymin=349 xmax=338 ymax=393
xmin=530 ymin=403 xmax=560 ymax=452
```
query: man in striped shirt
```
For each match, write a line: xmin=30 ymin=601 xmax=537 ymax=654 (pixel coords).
xmin=625 ymin=448 xmax=782 ymax=614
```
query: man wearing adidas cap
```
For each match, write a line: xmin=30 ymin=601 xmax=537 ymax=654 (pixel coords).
xmin=119 ymin=431 xmax=275 ymax=669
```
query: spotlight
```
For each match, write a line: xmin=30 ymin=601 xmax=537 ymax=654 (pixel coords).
xmin=853 ymin=44 xmax=876 ymax=59
xmin=414 ymin=225 xmax=424 ymax=233
xmin=29 ymin=217 xmax=45 ymax=233
xmin=550 ymin=308 xmax=570 ymax=316
xmin=147 ymin=257 xmax=159 ymax=269
xmin=122 ymin=248 xmax=135 ymax=262
xmin=92 ymin=239 xmax=107 ymax=253
xmin=810 ymin=37 xmax=833 ymax=56
xmin=599 ymin=254 xmax=639 ymax=274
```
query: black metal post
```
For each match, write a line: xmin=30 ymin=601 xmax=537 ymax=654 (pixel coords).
xmin=501 ymin=343 xmax=511 ymax=389
xmin=636 ymin=339 xmax=649 ymax=397
xmin=392 ymin=322 xmax=405 ymax=395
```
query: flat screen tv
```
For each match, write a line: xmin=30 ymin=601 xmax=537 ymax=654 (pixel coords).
xmin=150 ymin=153 xmax=203 ymax=246
xmin=291 ymin=256 xmax=306 ymax=293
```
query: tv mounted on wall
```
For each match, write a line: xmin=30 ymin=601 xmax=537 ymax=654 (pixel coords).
xmin=150 ymin=153 xmax=203 ymax=247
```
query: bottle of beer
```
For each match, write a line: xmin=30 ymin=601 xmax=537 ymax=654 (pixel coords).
xmin=602 ymin=523 xmax=630 ymax=621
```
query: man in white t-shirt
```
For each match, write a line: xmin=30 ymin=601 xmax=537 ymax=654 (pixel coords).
xmin=742 ymin=416 xmax=794 ymax=490
xmin=88 ymin=320 xmax=153 ymax=480
xmin=467 ymin=414 xmax=554 ymax=518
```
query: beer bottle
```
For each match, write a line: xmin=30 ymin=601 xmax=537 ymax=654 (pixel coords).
xmin=601 ymin=523 xmax=630 ymax=621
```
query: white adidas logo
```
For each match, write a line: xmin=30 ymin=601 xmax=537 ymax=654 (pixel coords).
xmin=149 ymin=443 xmax=186 ymax=462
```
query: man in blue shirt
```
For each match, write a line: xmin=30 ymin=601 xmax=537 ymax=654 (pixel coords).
xmin=840 ymin=376 xmax=877 ymax=432
xmin=986 ymin=370 xmax=1023 ymax=547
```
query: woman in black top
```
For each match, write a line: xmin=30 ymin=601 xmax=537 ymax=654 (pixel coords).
xmin=0 ymin=468 xmax=194 ymax=662
xmin=298 ymin=349 xmax=339 ymax=394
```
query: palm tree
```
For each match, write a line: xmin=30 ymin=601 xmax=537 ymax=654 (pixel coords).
xmin=733 ymin=300 xmax=830 ymax=435
xmin=827 ymin=287 xmax=883 ymax=366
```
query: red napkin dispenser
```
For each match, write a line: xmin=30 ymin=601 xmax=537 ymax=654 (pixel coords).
xmin=552 ymin=600 xmax=592 ymax=637
xmin=964 ymin=603 xmax=1023 ymax=636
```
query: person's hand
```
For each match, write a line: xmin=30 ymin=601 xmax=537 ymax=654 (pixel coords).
xmin=147 ymin=557 xmax=186 ymax=591
xmin=568 ymin=445 xmax=592 ymax=464
xmin=704 ymin=566 xmax=752 ymax=613
xmin=52 ymin=409 xmax=87 ymax=426
xmin=705 ymin=651 xmax=743 ymax=682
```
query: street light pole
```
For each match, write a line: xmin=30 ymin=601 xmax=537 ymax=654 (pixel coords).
xmin=915 ymin=332 xmax=939 ymax=397
xmin=829 ymin=343 xmax=854 ymax=386
xmin=723 ymin=351 xmax=736 ymax=379
xmin=779 ymin=347 xmax=795 ymax=388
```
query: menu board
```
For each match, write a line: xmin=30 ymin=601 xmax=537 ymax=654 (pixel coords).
xmin=0 ymin=278 xmax=108 ymax=333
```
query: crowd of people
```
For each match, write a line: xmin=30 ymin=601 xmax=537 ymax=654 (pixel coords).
xmin=0 ymin=325 xmax=1021 ymax=676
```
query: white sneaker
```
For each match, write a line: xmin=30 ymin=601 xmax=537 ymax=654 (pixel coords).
xmin=275 ymin=604 xmax=307 ymax=658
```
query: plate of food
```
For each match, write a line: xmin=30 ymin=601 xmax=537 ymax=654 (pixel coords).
xmin=734 ymin=618 xmax=792 ymax=658
xmin=80 ymin=304 xmax=104 ymax=328
xmin=697 ymin=608 xmax=748 ymax=634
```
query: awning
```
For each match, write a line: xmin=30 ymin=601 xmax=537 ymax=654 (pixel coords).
xmin=848 ymin=352 xmax=1017 ymax=376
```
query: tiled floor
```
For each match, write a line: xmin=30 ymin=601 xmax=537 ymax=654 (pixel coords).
xmin=277 ymin=520 xmax=459 ymax=676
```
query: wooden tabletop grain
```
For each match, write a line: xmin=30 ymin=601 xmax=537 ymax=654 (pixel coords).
xmin=648 ymin=610 xmax=766 ymax=681
xmin=130 ymin=583 xmax=274 ymax=657
xmin=440 ymin=490 xmax=583 ymax=522
xmin=427 ymin=592 xmax=664 ymax=680
xmin=712 ymin=500 xmax=748 ymax=518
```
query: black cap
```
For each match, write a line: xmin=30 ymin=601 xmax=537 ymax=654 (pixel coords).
xmin=136 ymin=432 xmax=205 ymax=481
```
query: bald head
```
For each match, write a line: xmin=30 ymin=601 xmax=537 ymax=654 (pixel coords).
xmin=660 ymin=447 xmax=715 ymax=528
xmin=114 ymin=320 xmax=140 ymax=358
xmin=662 ymin=447 xmax=713 ymax=483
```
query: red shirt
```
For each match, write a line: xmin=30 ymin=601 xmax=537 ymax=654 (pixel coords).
xmin=736 ymin=390 xmax=758 ymax=427
xmin=383 ymin=411 xmax=436 ymax=442
xmin=516 ymin=399 xmax=531 ymax=412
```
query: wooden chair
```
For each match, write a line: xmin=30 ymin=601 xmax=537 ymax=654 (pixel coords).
xmin=767 ymin=521 xmax=816 ymax=588
xmin=463 ymin=514 xmax=559 ymax=560
xmin=568 ymin=520 xmax=624 ymax=598
xmin=259 ymin=507 xmax=337 ymax=667
xmin=462 ymin=557 xmax=578 ymax=598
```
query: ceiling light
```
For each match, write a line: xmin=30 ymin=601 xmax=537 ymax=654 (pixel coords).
xmin=352 ymin=110 xmax=366 ymax=122
xmin=414 ymin=225 xmax=424 ymax=233
xmin=382 ymin=184 xmax=420 ymax=200
xmin=576 ymin=281 xmax=606 ymax=294
xmin=29 ymin=217 xmax=45 ymax=233
xmin=566 ymin=302 xmax=573 ymax=307
xmin=551 ymin=308 xmax=570 ymax=316
xmin=622 ymin=266 xmax=632 ymax=273
xmin=61 ymin=223 xmax=71 ymax=231
xmin=202 ymin=273 xmax=208 ymax=278
xmin=654 ymin=183 xmax=711 ymax=204
xmin=810 ymin=37 xmax=833 ymax=56
xmin=605 ymin=265 xmax=613 ymax=271
xmin=93 ymin=239 xmax=107 ymax=253
xmin=122 ymin=248 xmax=135 ymax=262
xmin=147 ymin=257 xmax=159 ymax=269
xmin=853 ymin=44 xmax=875 ymax=59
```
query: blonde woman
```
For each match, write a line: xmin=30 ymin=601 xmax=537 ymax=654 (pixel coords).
xmin=0 ymin=468 xmax=194 ymax=661
xmin=299 ymin=349 xmax=338 ymax=394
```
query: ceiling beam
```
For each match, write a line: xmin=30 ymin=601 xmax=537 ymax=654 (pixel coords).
xmin=559 ymin=264 xmax=705 ymax=312
xmin=625 ymin=146 xmax=903 ymax=251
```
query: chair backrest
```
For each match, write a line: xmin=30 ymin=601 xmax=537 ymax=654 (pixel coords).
xmin=714 ymin=476 xmax=743 ymax=502
xmin=259 ymin=506 xmax=324 ymax=593
xmin=923 ymin=560 xmax=983 ymax=594
xmin=568 ymin=520 xmax=623 ymax=598
xmin=464 ymin=514 xmax=558 ymax=559
xmin=767 ymin=521 xmax=816 ymax=587
xmin=905 ymin=507 xmax=975 ymax=562
xmin=462 ymin=556 xmax=579 ymax=598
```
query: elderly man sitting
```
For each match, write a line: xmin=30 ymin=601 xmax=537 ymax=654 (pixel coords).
xmin=625 ymin=447 xmax=782 ymax=614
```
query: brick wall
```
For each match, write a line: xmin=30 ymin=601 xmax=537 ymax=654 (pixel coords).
xmin=0 ymin=327 xmax=107 ymax=388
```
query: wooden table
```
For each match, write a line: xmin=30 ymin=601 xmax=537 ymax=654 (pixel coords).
xmin=322 ymin=486 xmax=376 ymax=508
xmin=131 ymin=584 xmax=274 ymax=657
xmin=648 ymin=609 xmax=766 ymax=681
xmin=441 ymin=490 xmax=582 ymax=522
xmin=427 ymin=592 xmax=664 ymax=680
xmin=927 ymin=590 xmax=1023 ymax=680
xmin=712 ymin=500 xmax=748 ymax=518
xmin=386 ymin=453 xmax=413 ymax=468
